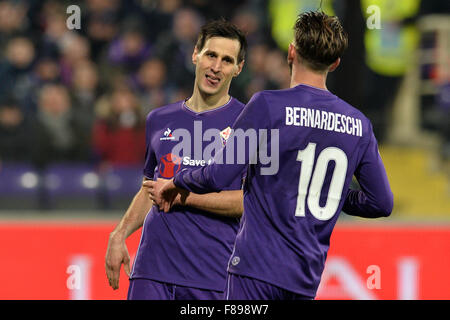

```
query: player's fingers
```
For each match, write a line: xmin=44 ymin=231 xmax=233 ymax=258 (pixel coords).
xmin=110 ymin=269 xmax=120 ymax=290
xmin=106 ymin=259 xmax=121 ymax=289
xmin=149 ymin=194 xmax=162 ymax=207
xmin=106 ymin=268 xmax=116 ymax=289
xmin=148 ymin=193 xmax=155 ymax=204
xmin=105 ymin=260 xmax=115 ymax=278
xmin=142 ymin=181 xmax=154 ymax=191
xmin=148 ymin=189 xmax=157 ymax=198
xmin=164 ymin=200 xmax=171 ymax=213
xmin=107 ymin=273 xmax=116 ymax=289
xmin=107 ymin=269 xmax=118 ymax=289
xmin=105 ymin=267 xmax=113 ymax=287
xmin=146 ymin=187 xmax=157 ymax=200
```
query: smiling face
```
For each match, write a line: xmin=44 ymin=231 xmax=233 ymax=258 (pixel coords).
xmin=192 ymin=36 xmax=244 ymax=99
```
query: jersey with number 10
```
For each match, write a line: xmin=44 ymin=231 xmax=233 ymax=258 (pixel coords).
xmin=174 ymin=84 xmax=393 ymax=298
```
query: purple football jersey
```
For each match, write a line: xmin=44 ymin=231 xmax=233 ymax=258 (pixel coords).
xmin=131 ymin=97 xmax=245 ymax=291
xmin=174 ymin=84 xmax=393 ymax=298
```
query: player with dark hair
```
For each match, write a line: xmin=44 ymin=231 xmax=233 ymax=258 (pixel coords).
xmin=148 ymin=11 xmax=393 ymax=300
xmin=105 ymin=19 xmax=247 ymax=300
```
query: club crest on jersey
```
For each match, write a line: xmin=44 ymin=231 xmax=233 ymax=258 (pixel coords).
xmin=159 ymin=153 xmax=182 ymax=178
xmin=220 ymin=126 xmax=232 ymax=145
xmin=160 ymin=128 xmax=176 ymax=141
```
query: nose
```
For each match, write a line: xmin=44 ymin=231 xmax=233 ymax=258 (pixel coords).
xmin=211 ymin=59 xmax=221 ymax=73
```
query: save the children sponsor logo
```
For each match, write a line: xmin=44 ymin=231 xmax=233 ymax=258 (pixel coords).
xmin=159 ymin=153 xmax=182 ymax=178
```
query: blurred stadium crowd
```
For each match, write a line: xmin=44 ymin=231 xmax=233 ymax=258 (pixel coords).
xmin=0 ymin=0 xmax=448 ymax=211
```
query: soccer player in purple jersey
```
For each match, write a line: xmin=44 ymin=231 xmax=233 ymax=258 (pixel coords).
xmin=149 ymin=11 xmax=394 ymax=300
xmin=105 ymin=20 xmax=248 ymax=300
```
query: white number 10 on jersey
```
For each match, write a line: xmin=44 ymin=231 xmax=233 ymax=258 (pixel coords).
xmin=295 ymin=143 xmax=348 ymax=221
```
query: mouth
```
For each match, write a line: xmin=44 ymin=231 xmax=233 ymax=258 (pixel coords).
xmin=205 ymin=74 xmax=221 ymax=87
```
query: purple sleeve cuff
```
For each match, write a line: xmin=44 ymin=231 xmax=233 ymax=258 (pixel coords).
xmin=173 ymin=168 xmax=217 ymax=194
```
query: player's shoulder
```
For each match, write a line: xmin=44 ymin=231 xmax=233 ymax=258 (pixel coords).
xmin=251 ymin=88 xmax=281 ymax=99
xmin=246 ymin=89 xmax=275 ymax=106
xmin=243 ymin=89 xmax=295 ymax=116
xmin=251 ymin=87 xmax=300 ymax=103
xmin=229 ymin=96 xmax=245 ymax=111
xmin=336 ymin=97 xmax=371 ymax=125
xmin=146 ymin=100 xmax=184 ymax=122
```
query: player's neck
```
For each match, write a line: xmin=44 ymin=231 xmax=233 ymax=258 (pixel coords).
xmin=290 ymin=63 xmax=328 ymax=91
xmin=186 ymin=87 xmax=231 ymax=112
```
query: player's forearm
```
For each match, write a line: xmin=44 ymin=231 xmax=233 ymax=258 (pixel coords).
xmin=174 ymin=161 xmax=247 ymax=195
xmin=343 ymin=189 xmax=393 ymax=218
xmin=178 ymin=189 xmax=243 ymax=218
xmin=343 ymin=132 xmax=394 ymax=218
xmin=173 ymin=167 xmax=215 ymax=194
xmin=110 ymin=186 xmax=152 ymax=241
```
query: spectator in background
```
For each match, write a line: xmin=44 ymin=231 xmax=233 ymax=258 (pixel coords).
xmin=361 ymin=0 xmax=422 ymax=143
xmin=131 ymin=57 xmax=174 ymax=115
xmin=185 ymin=0 xmax=245 ymax=20
xmin=92 ymin=86 xmax=145 ymax=168
xmin=0 ymin=97 xmax=31 ymax=162
xmin=417 ymin=0 xmax=450 ymax=163
xmin=30 ymin=84 xmax=90 ymax=169
xmin=19 ymin=53 xmax=62 ymax=115
xmin=240 ymin=43 xmax=280 ymax=101
xmin=231 ymin=4 xmax=268 ymax=47
xmin=38 ymin=1 xmax=73 ymax=59
xmin=107 ymin=20 xmax=152 ymax=75
xmin=82 ymin=0 xmax=121 ymax=61
xmin=33 ymin=56 xmax=60 ymax=84
xmin=70 ymin=59 xmax=101 ymax=135
xmin=0 ymin=0 xmax=30 ymax=52
xmin=228 ymin=4 xmax=277 ymax=102
xmin=0 ymin=36 xmax=36 ymax=109
xmin=139 ymin=0 xmax=182 ymax=43
xmin=154 ymin=7 xmax=204 ymax=90
xmin=264 ymin=48 xmax=291 ymax=89
xmin=325 ymin=0 xmax=366 ymax=111
xmin=59 ymin=34 xmax=92 ymax=86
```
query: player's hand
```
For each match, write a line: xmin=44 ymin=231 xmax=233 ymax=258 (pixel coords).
xmin=143 ymin=178 xmax=187 ymax=212
xmin=105 ymin=233 xmax=131 ymax=290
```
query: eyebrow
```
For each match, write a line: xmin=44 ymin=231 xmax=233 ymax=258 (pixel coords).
xmin=205 ymin=50 xmax=236 ymax=63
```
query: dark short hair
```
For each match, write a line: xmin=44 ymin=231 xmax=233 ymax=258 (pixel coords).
xmin=293 ymin=11 xmax=348 ymax=72
xmin=195 ymin=19 xmax=247 ymax=64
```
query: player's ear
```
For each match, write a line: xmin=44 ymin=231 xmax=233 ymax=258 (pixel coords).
xmin=192 ymin=46 xmax=199 ymax=65
xmin=287 ymin=43 xmax=296 ymax=65
xmin=234 ymin=60 xmax=244 ymax=77
xmin=328 ymin=58 xmax=340 ymax=72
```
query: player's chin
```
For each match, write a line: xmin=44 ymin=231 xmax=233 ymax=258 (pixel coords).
xmin=199 ymin=84 xmax=221 ymax=96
